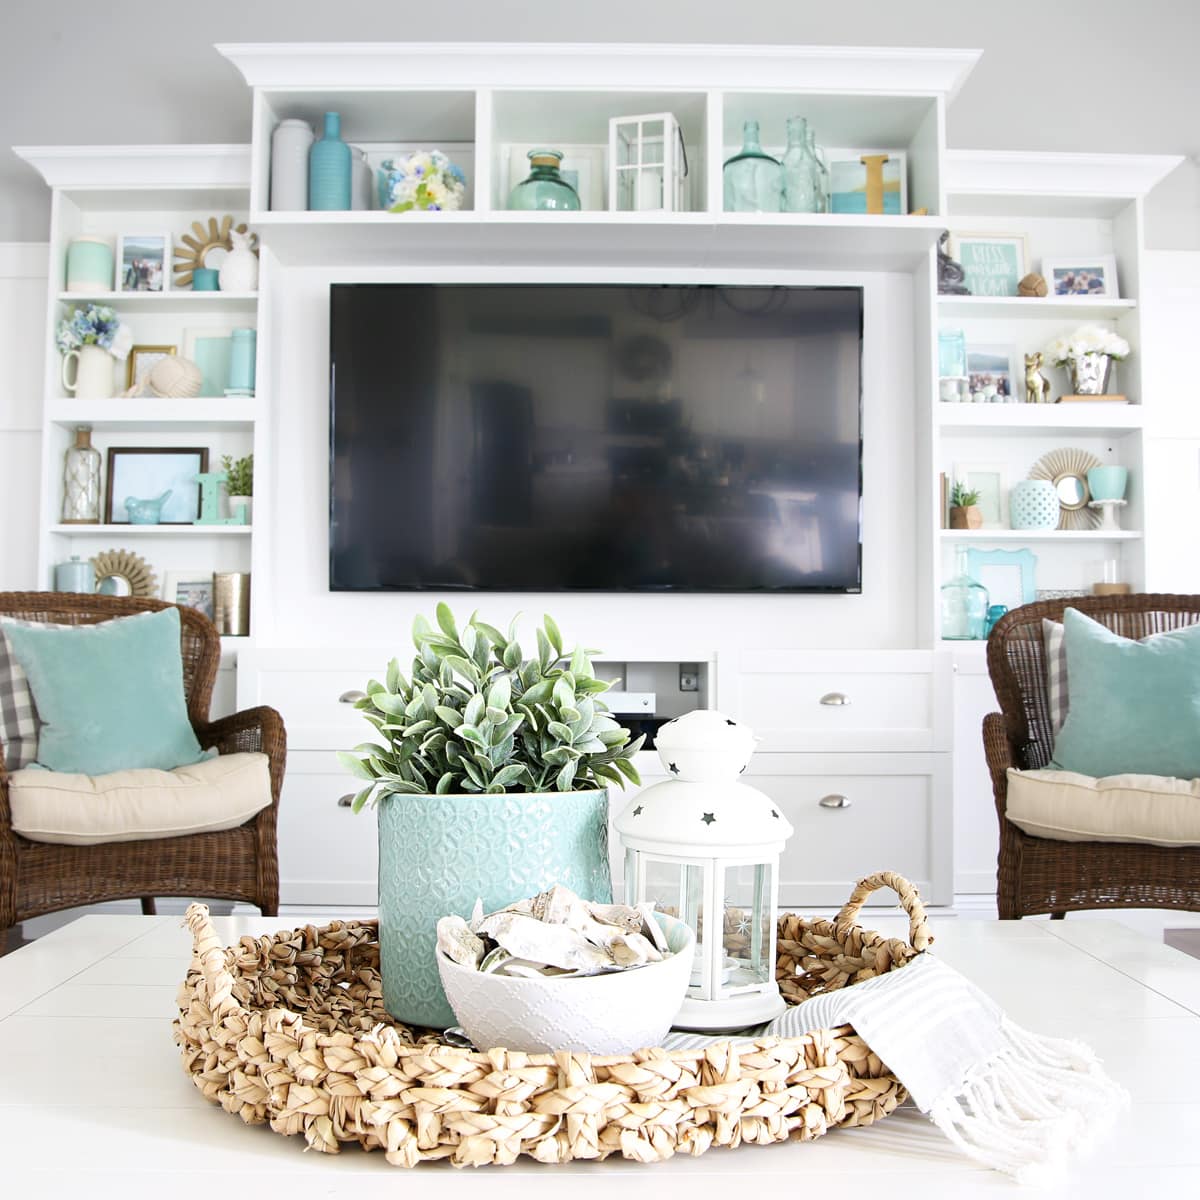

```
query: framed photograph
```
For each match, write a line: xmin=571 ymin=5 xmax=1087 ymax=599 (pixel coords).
xmin=1041 ymin=255 xmax=1119 ymax=298
xmin=104 ymin=446 xmax=209 ymax=525
xmin=965 ymin=343 xmax=1019 ymax=402
xmin=826 ymin=149 xmax=907 ymax=215
xmin=163 ymin=570 xmax=215 ymax=621
xmin=966 ymin=547 xmax=1037 ymax=610
xmin=953 ymin=461 xmax=1009 ymax=529
xmin=951 ymin=234 xmax=1028 ymax=298
xmin=116 ymin=233 xmax=170 ymax=293
xmin=504 ymin=143 xmax=606 ymax=210
xmin=182 ymin=326 xmax=235 ymax=397
xmin=125 ymin=344 xmax=177 ymax=393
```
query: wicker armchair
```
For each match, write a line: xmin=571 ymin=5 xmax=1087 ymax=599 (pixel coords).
xmin=984 ymin=592 xmax=1200 ymax=919
xmin=0 ymin=593 xmax=285 ymax=946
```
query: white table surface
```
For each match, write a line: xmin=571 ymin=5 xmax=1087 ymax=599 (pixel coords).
xmin=1 ymin=912 xmax=1198 ymax=1199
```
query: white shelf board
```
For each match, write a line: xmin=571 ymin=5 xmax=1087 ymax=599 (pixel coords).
xmin=251 ymin=209 xmax=945 ymax=269
xmin=940 ymin=529 xmax=1141 ymax=543
xmin=937 ymin=295 xmax=1136 ymax=321
xmin=55 ymin=291 xmax=259 ymax=313
xmin=45 ymin=398 xmax=258 ymax=432
xmin=935 ymin=402 xmax=1143 ymax=437
xmin=49 ymin=524 xmax=252 ymax=537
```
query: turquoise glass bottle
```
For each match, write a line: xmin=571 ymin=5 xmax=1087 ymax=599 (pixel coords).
xmin=723 ymin=121 xmax=782 ymax=213
xmin=507 ymin=149 xmax=581 ymax=211
xmin=308 ymin=111 xmax=351 ymax=211
xmin=780 ymin=117 xmax=821 ymax=213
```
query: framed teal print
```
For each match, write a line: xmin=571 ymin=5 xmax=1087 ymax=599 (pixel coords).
xmin=182 ymin=326 xmax=235 ymax=397
xmin=952 ymin=234 xmax=1028 ymax=298
xmin=966 ymin=547 xmax=1037 ymax=611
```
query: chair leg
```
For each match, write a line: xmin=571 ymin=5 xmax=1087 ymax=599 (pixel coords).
xmin=1050 ymin=911 xmax=1066 ymax=920
xmin=140 ymin=897 xmax=157 ymax=916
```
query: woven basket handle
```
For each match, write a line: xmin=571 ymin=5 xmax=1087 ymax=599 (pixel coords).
xmin=184 ymin=902 xmax=241 ymax=1018
xmin=833 ymin=871 xmax=933 ymax=951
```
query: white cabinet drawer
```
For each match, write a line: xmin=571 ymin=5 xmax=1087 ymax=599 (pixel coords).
xmin=734 ymin=651 xmax=952 ymax=752
xmin=278 ymin=751 xmax=379 ymax=906
xmin=745 ymin=753 xmax=952 ymax=907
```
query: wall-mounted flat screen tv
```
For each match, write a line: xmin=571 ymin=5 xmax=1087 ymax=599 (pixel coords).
xmin=330 ymin=283 xmax=862 ymax=592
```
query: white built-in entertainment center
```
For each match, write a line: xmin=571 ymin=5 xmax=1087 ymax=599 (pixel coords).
xmin=17 ymin=44 xmax=1186 ymax=909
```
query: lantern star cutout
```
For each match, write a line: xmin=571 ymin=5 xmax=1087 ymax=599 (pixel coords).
xmin=701 ymin=812 xmax=716 ymax=825
xmin=668 ymin=762 xmax=680 ymax=775
xmin=771 ymin=809 xmax=780 ymax=818
xmin=632 ymin=805 xmax=644 ymax=816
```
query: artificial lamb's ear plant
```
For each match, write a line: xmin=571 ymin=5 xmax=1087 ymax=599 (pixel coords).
xmin=338 ymin=605 xmax=645 ymax=810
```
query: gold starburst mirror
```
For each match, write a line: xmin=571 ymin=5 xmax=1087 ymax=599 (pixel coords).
xmin=173 ymin=216 xmax=258 ymax=287
xmin=89 ymin=549 xmax=157 ymax=598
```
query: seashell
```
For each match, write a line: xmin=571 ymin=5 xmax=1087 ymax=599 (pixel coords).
xmin=586 ymin=901 xmax=644 ymax=931
xmin=607 ymin=930 xmax=663 ymax=968
xmin=479 ymin=946 xmax=513 ymax=974
xmin=637 ymin=903 xmax=670 ymax=954
xmin=436 ymin=915 xmax=485 ymax=968
xmin=477 ymin=912 xmax=614 ymax=974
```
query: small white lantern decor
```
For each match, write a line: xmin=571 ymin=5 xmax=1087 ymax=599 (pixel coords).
xmin=608 ymin=112 xmax=687 ymax=213
xmin=615 ymin=710 xmax=794 ymax=1030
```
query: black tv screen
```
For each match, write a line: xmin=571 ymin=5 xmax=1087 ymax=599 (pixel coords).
xmin=330 ymin=283 xmax=862 ymax=592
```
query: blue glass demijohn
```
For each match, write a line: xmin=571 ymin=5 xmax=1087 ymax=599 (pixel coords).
xmin=723 ymin=121 xmax=782 ymax=213
xmin=308 ymin=111 xmax=351 ymax=211
xmin=508 ymin=149 xmax=581 ymax=211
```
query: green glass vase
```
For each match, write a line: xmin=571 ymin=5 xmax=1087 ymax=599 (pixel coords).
xmin=780 ymin=117 xmax=822 ymax=213
xmin=723 ymin=121 xmax=782 ymax=213
xmin=507 ymin=149 xmax=581 ymax=211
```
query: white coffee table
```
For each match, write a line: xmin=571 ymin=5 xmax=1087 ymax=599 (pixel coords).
xmin=2 ymin=912 xmax=1198 ymax=1198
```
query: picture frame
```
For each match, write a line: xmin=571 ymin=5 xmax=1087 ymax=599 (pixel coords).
xmin=503 ymin=143 xmax=607 ymax=210
xmin=966 ymin=547 xmax=1038 ymax=610
xmin=950 ymin=233 xmax=1028 ymax=298
xmin=125 ymin=344 xmax=177 ymax=393
xmin=182 ymin=326 xmax=236 ymax=397
xmin=163 ymin=569 xmax=215 ymax=621
xmin=116 ymin=233 xmax=170 ymax=293
xmin=826 ymin=148 xmax=908 ymax=215
xmin=953 ymin=460 xmax=1009 ymax=529
xmin=104 ymin=446 xmax=209 ymax=525
xmin=1041 ymin=255 xmax=1119 ymax=298
xmin=965 ymin=343 xmax=1019 ymax=403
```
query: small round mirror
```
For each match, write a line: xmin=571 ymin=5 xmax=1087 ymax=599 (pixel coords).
xmin=1054 ymin=473 xmax=1088 ymax=510
xmin=96 ymin=574 xmax=133 ymax=597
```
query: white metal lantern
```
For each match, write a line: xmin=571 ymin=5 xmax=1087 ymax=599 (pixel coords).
xmin=615 ymin=710 xmax=793 ymax=1030
xmin=608 ymin=112 xmax=687 ymax=213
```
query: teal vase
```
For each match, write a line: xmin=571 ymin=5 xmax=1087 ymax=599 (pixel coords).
xmin=377 ymin=789 xmax=612 ymax=1028
xmin=309 ymin=111 xmax=351 ymax=211
xmin=507 ymin=149 xmax=581 ymax=211
xmin=723 ymin=121 xmax=782 ymax=213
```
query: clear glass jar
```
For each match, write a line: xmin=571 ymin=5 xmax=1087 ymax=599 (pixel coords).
xmin=780 ymin=117 xmax=821 ymax=213
xmin=806 ymin=123 xmax=829 ymax=213
xmin=507 ymin=149 xmax=581 ymax=211
xmin=723 ymin=121 xmax=782 ymax=213
xmin=940 ymin=547 xmax=990 ymax=640
xmin=62 ymin=424 xmax=101 ymax=523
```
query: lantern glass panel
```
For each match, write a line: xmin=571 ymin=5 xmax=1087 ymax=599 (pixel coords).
xmin=641 ymin=120 xmax=665 ymax=165
xmin=618 ymin=170 xmax=636 ymax=211
xmin=639 ymin=168 xmax=664 ymax=210
xmin=615 ymin=123 xmax=637 ymax=167
xmin=642 ymin=857 xmax=707 ymax=992
xmin=720 ymin=863 xmax=772 ymax=991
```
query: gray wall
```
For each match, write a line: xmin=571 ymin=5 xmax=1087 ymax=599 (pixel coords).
xmin=2 ymin=1 xmax=1198 ymax=243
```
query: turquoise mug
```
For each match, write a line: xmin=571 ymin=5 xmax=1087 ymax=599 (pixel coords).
xmin=1087 ymin=466 xmax=1128 ymax=501
xmin=192 ymin=267 xmax=219 ymax=291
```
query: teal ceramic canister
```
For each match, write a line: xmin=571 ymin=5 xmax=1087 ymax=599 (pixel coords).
xmin=377 ymin=788 xmax=613 ymax=1027
xmin=225 ymin=328 xmax=257 ymax=396
xmin=65 ymin=236 xmax=114 ymax=293
xmin=53 ymin=555 xmax=94 ymax=593
xmin=1009 ymin=479 xmax=1061 ymax=530
xmin=309 ymin=111 xmax=351 ymax=211
xmin=191 ymin=267 xmax=219 ymax=291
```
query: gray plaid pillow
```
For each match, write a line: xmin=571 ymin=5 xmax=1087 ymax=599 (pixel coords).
xmin=1042 ymin=619 xmax=1069 ymax=739
xmin=0 ymin=617 xmax=76 ymax=770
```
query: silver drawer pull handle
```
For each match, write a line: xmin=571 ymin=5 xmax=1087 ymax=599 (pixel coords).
xmin=820 ymin=692 xmax=851 ymax=706
xmin=818 ymin=794 xmax=851 ymax=809
xmin=339 ymin=690 xmax=367 ymax=704
xmin=337 ymin=794 xmax=354 ymax=808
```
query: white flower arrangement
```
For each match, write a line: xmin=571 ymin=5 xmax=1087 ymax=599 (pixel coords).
xmin=378 ymin=150 xmax=467 ymax=213
xmin=1045 ymin=325 xmax=1130 ymax=366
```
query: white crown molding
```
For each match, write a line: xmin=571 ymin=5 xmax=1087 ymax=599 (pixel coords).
xmin=217 ymin=42 xmax=980 ymax=98
xmin=945 ymin=149 xmax=1186 ymax=199
xmin=13 ymin=145 xmax=251 ymax=190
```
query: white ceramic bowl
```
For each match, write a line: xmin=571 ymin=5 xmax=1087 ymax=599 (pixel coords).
xmin=437 ymin=913 xmax=695 ymax=1054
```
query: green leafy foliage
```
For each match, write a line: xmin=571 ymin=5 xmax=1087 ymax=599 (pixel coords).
xmin=340 ymin=606 xmax=645 ymax=810
xmin=950 ymin=480 xmax=980 ymax=508
xmin=220 ymin=453 xmax=253 ymax=497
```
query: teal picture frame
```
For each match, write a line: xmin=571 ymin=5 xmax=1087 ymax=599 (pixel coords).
xmin=952 ymin=234 xmax=1028 ymax=298
xmin=183 ymin=326 xmax=235 ymax=397
xmin=966 ymin=547 xmax=1037 ymax=611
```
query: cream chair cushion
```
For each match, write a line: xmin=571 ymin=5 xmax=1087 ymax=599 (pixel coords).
xmin=1006 ymin=768 xmax=1200 ymax=848
xmin=8 ymin=751 xmax=271 ymax=846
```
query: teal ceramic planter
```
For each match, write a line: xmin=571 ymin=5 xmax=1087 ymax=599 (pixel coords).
xmin=378 ymin=789 xmax=612 ymax=1028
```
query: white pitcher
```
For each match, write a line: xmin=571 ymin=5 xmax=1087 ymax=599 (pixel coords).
xmin=61 ymin=344 xmax=114 ymax=399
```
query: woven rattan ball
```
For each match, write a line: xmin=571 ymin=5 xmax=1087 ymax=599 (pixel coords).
xmin=148 ymin=355 xmax=203 ymax=398
xmin=1018 ymin=272 xmax=1049 ymax=297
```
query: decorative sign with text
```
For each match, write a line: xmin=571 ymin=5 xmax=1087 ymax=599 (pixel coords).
xmin=954 ymin=235 xmax=1027 ymax=298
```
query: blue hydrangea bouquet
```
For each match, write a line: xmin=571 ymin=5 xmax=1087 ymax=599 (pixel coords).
xmin=378 ymin=150 xmax=467 ymax=213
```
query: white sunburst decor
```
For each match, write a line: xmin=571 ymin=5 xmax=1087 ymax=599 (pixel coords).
xmin=1029 ymin=447 xmax=1103 ymax=530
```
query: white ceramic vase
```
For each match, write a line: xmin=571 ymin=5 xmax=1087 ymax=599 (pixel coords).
xmin=61 ymin=344 xmax=114 ymax=399
xmin=219 ymin=230 xmax=259 ymax=293
xmin=270 ymin=118 xmax=313 ymax=211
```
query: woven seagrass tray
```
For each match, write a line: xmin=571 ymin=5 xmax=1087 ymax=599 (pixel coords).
xmin=174 ymin=870 xmax=931 ymax=1167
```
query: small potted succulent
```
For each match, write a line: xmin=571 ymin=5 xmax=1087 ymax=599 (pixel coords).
xmin=340 ymin=605 xmax=644 ymax=1027
xmin=220 ymin=453 xmax=253 ymax=524
xmin=949 ymin=481 xmax=983 ymax=530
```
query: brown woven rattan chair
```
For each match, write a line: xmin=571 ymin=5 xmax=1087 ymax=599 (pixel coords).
xmin=0 ymin=592 xmax=285 ymax=948
xmin=984 ymin=592 xmax=1200 ymax=919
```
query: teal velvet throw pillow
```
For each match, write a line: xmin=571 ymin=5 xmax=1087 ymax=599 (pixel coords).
xmin=1051 ymin=606 xmax=1200 ymax=779
xmin=2 ymin=607 xmax=208 ymax=775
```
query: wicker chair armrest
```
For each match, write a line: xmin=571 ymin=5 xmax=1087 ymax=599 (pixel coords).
xmin=195 ymin=707 xmax=287 ymax=811
xmin=982 ymin=711 xmax=1017 ymax=821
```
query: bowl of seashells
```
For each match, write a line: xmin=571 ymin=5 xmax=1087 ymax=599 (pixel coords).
xmin=436 ymin=884 xmax=695 ymax=1054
